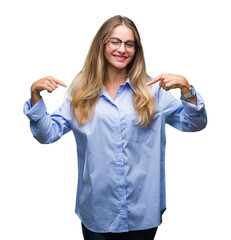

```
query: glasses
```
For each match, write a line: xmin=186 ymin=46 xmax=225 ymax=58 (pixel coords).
xmin=107 ymin=38 xmax=138 ymax=53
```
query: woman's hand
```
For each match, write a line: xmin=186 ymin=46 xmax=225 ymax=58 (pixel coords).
xmin=146 ymin=73 xmax=197 ymax=105
xmin=31 ymin=76 xmax=67 ymax=107
xmin=146 ymin=73 xmax=190 ymax=92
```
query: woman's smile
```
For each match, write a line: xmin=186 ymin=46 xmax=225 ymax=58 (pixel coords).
xmin=113 ymin=54 xmax=128 ymax=62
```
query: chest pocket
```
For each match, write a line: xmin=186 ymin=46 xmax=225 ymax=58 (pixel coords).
xmin=125 ymin=114 xmax=153 ymax=143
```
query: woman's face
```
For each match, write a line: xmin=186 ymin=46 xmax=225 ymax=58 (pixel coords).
xmin=104 ymin=25 xmax=136 ymax=72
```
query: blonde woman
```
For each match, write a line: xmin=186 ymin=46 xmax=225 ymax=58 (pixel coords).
xmin=24 ymin=15 xmax=207 ymax=240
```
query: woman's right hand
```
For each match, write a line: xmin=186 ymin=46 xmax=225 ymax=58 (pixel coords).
xmin=31 ymin=76 xmax=67 ymax=107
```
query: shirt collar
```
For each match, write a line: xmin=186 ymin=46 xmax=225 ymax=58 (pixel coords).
xmin=100 ymin=76 xmax=133 ymax=96
xmin=125 ymin=76 xmax=132 ymax=89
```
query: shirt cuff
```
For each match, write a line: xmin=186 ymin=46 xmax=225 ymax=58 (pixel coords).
xmin=180 ymin=91 xmax=205 ymax=116
xmin=23 ymin=97 xmax=47 ymax=122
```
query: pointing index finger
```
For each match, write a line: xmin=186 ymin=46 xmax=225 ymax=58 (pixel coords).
xmin=52 ymin=77 xmax=67 ymax=88
xmin=146 ymin=75 xmax=162 ymax=86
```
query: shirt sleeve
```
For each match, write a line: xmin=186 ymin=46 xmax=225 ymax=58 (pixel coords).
xmin=23 ymin=97 xmax=72 ymax=144
xmin=155 ymin=86 xmax=207 ymax=132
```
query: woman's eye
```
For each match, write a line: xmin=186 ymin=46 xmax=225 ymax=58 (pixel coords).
xmin=111 ymin=40 xmax=120 ymax=45
xmin=126 ymin=42 xmax=135 ymax=48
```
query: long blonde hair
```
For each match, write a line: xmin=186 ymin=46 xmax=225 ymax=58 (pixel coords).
xmin=69 ymin=15 xmax=155 ymax=127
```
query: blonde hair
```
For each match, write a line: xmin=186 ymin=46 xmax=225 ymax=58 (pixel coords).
xmin=69 ymin=15 xmax=155 ymax=127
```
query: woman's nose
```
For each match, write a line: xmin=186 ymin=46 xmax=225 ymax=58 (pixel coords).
xmin=117 ymin=42 xmax=126 ymax=53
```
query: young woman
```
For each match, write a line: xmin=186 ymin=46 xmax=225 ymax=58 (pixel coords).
xmin=24 ymin=15 xmax=207 ymax=240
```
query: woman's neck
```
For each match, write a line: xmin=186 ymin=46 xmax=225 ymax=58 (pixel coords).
xmin=105 ymin=66 xmax=127 ymax=88
xmin=104 ymin=66 xmax=127 ymax=100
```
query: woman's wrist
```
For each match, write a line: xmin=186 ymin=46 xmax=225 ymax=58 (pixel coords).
xmin=180 ymin=78 xmax=191 ymax=94
xmin=31 ymin=88 xmax=41 ymax=107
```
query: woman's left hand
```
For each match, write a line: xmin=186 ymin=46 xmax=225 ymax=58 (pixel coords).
xmin=146 ymin=73 xmax=191 ymax=94
xmin=146 ymin=73 xmax=197 ymax=105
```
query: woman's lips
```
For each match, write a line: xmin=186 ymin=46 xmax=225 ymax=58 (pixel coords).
xmin=113 ymin=54 xmax=128 ymax=62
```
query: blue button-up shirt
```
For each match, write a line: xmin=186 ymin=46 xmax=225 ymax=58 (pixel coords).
xmin=24 ymin=77 xmax=207 ymax=233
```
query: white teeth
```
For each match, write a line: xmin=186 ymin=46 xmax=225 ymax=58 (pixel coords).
xmin=115 ymin=56 xmax=126 ymax=59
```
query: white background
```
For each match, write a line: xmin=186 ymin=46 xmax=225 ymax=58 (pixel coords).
xmin=0 ymin=0 xmax=230 ymax=239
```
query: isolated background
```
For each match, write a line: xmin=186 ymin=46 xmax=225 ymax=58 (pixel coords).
xmin=1 ymin=0 xmax=230 ymax=239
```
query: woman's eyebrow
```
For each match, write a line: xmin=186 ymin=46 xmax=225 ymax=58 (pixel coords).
xmin=110 ymin=37 xmax=135 ymax=42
